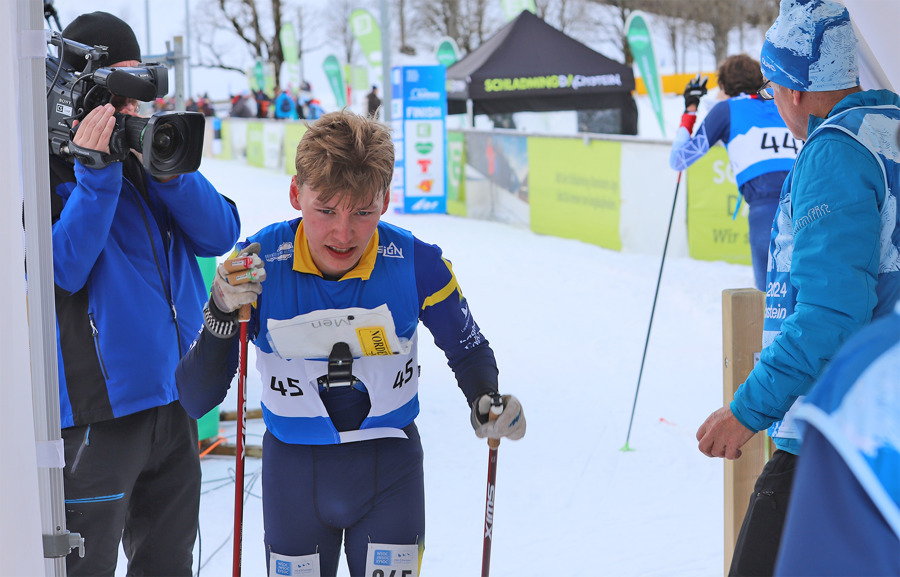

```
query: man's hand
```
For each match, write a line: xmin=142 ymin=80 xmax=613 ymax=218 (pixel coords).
xmin=72 ymin=103 xmax=116 ymax=154
xmin=683 ymin=74 xmax=708 ymax=112
xmin=470 ymin=393 xmax=526 ymax=441
xmin=210 ymin=243 xmax=266 ymax=314
xmin=696 ymin=406 xmax=755 ymax=459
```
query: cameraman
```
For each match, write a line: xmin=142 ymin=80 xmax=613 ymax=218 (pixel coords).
xmin=49 ymin=12 xmax=240 ymax=576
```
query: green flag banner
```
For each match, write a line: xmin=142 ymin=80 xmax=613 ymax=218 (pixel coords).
xmin=435 ymin=37 xmax=460 ymax=68
xmin=625 ymin=11 xmax=665 ymax=137
xmin=323 ymin=54 xmax=346 ymax=108
xmin=501 ymin=0 xmax=536 ymax=21
xmin=350 ymin=9 xmax=382 ymax=81
xmin=279 ymin=23 xmax=300 ymax=89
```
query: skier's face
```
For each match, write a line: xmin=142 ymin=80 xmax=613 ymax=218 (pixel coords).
xmin=291 ymin=179 xmax=389 ymax=279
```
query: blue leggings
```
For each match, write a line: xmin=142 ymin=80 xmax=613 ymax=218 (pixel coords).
xmin=262 ymin=424 xmax=425 ymax=576
xmin=747 ymin=197 xmax=779 ymax=292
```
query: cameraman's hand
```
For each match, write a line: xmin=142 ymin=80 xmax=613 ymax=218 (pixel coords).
xmin=72 ymin=103 xmax=116 ymax=154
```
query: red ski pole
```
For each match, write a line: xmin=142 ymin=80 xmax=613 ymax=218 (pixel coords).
xmin=232 ymin=303 xmax=251 ymax=577
xmin=481 ymin=394 xmax=504 ymax=577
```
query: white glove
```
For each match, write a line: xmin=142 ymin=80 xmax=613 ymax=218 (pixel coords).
xmin=210 ymin=243 xmax=266 ymax=314
xmin=470 ymin=393 xmax=526 ymax=441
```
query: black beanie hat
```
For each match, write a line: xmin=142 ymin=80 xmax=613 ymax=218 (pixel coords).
xmin=62 ymin=12 xmax=141 ymax=70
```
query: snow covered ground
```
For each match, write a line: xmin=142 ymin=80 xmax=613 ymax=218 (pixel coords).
xmin=120 ymin=156 xmax=755 ymax=576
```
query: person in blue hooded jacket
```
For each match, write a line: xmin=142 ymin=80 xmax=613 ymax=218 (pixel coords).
xmin=774 ymin=300 xmax=900 ymax=576
xmin=670 ymin=53 xmax=799 ymax=291
xmin=49 ymin=12 xmax=241 ymax=576
xmin=175 ymin=110 xmax=526 ymax=576
xmin=695 ymin=1 xmax=900 ymax=575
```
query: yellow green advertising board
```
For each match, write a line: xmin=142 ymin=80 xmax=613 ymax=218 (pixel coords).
xmin=527 ymin=137 xmax=622 ymax=251
xmin=246 ymin=122 xmax=265 ymax=168
xmin=446 ymin=131 xmax=466 ymax=216
xmin=218 ymin=120 xmax=232 ymax=160
xmin=283 ymin=123 xmax=309 ymax=175
xmin=686 ymin=146 xmax=751 ymax=265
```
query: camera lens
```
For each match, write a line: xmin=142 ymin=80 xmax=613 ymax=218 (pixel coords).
xmin=151 ymin=123 xmax=181 ymax=162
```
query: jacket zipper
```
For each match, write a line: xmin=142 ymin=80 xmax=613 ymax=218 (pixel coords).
xmin=88 ymin=313 xmax=110 ymax=380
xmin=130 ymin=181 xmax=184 ymax=358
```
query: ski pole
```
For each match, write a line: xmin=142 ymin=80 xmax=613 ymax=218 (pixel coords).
xmin=622 ymin=171 xmax=682 ymax=452
xmin=481 ymin=393 xmax=504 ymax=577
xmin=232 ymin=303 xmax=251 ymax=577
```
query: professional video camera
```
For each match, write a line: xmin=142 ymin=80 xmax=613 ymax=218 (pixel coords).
xmin=46 ymin=32 xmax=205 ymax=178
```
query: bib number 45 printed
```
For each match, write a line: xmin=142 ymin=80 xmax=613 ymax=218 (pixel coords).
xmin=270 ymin=376 xmax=303 ymax=396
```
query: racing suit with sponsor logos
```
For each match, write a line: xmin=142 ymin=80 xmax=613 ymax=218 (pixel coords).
xmin=176 ymin=217 xmax=499 ymax=575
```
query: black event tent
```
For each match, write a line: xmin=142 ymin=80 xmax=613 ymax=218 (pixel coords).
xmin=446 ymin=11 xmax=637 ymax=132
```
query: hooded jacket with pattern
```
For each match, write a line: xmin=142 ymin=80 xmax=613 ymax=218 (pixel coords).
xmin=730 ymin=89 xmax=900 ymax=454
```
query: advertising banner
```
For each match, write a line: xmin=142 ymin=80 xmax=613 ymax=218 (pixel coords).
xmin=435 ymin=37 xmax=460 ymax=68
xmin=246 ymin=122 xmax=265 ymax=167
xmin=528 ymin=137 xmax=622 ymax=251
xmin=284 ymin=123 xmax=309 ymax=175
xmin=501 ymin=0 xmax=536 ymax=21
xmin=446 ymin=130 xmax=465 ymax=216
xmin=279 ymin=23 xmax=301 ymax=89
xmin=686 ymin=147 xmax=751 ymax=264
xmin=392 ymin=66 xmax=447 ymax=214
xmin=323 ymin=54 xmax=347 ymax=108
xmin=625 ymin=11 xmax=665 ymax=137
xmin=350 ymin=9 xmax=383 ymax=82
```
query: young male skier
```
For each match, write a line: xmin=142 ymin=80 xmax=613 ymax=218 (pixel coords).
xmin=176 ymin=110 xmax=526 ymax=576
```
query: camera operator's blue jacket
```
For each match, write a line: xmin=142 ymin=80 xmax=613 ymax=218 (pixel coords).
xmin=49 ymin=154 xmax=240 ymax=429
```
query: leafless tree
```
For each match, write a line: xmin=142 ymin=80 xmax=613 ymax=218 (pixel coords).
xmin=192 ymin=0 xmax=287 ymax=87
xmin=413 ymin=0 xmax=499 ymax=56
xmin=394 ymin=0 xmax=416 ymax=55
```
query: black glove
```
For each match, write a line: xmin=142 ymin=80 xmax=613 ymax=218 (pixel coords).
xmin=683 ymin=74 xmax=708 ymax=111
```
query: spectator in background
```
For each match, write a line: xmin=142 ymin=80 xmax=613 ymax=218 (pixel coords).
xmin=670 ymin=54 xmax=799 ymax=291
xmin=254 ymin=89 xmax=272 ymax=118
xmin=366 ymin=85 xmax=381 ymax=119
xmin=274 ymin=88 xmax=299 ymax=120
xmin=198 ymin=94 xmax=215 ymax=117
xmin=774 ymin=300 xmax=900 ymax=576
xmin=695 ymin=1 xmax=900 ymax=575
xmin=231 ymin=93 xmax=253 ymax=118
xmin=306 ymin=97 xmax=325 ymax=120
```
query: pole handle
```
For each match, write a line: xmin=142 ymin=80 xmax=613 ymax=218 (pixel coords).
xmin=238 ymin=303 xmax=251 ymax=322
xmin=487 ymin=403 xmax=502 ymax=449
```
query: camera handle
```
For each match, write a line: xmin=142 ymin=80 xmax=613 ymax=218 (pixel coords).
xmin=66 ymin=142 xmax=127 ymax=170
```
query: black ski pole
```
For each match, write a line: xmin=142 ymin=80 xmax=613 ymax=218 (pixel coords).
xmin=622 ymin=171 xmax=682 ymax=451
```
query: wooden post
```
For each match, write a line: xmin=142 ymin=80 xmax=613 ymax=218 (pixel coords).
xmin=722 ymin=288 xmax=769 ymax=575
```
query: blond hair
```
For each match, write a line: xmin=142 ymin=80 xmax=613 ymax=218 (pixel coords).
xmin=294 ymin=110 xmax=394 ymax=207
